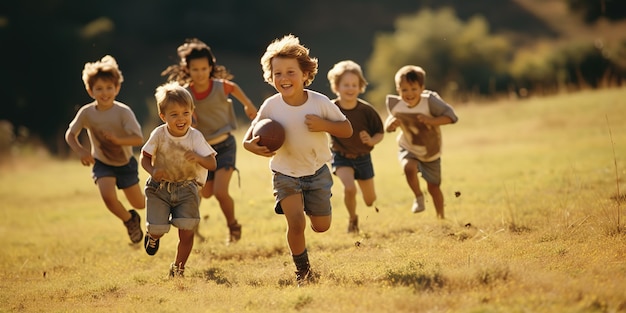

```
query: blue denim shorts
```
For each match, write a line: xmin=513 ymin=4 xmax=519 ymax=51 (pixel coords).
xmin=272 ymin=164 xmax=333 ymax=216
xmin=398 ymin=148 xmax=442 ymax=185
xmin=92 ymin=157 xmax=140 ymax=189
xmin=144 ymin=178 xmax=201 ymax=235
xmin=207 ymin=134 xmax=237 ymax=180
xmin=331 ymin=152 xmax=375 ymax=180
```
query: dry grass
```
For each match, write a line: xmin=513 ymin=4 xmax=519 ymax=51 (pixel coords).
xmin=1 ymin=88 xmax=625 ymax=312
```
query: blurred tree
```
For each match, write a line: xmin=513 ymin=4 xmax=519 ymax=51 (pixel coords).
xmin=365 ymin=8 xmax=512 ymax=106
xmin=567 ymin=0 xmax=626 ymax=23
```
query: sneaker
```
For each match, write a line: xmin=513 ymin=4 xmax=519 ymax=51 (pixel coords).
xmin=411 ymin=196 xmax=425 ymax=213
xmin=169 ymin=263 xmax=184 ymax=278
xmin=347 ymin=216 xmax=359 ymax=233
xmin=123 ymin=210 xmax=143 ymax=243
xmin=228 ymin=221 xmax=242 ymax=243
xmin=144 ymin=234 xmax=160 ymax=256
xmin=295 ymin=267 xmax=318 ymax=287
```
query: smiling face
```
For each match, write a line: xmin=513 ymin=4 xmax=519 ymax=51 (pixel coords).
xmin=188 ymin=57 xmax=212 ymax=89
xmin=336 ymin=72 xmax=361 ymax=104
xmin=160 ymin=101 xmax=193 ymax=137
xmin=397 ymin=78 xmax=425 ymax=107
xmin=270 ymin=57 xmax=308 ymax=105
xmin=88 ymin=78 xmax=120 ymax=109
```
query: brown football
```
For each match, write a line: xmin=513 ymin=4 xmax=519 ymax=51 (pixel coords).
xmin=252 ymin=119 xmax=285 ymax=152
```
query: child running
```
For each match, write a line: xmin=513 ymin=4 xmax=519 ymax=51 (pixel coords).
xmin=141 ymin=82 xmax=217 ymax=277
xmin=243 ymin=34 xmax=352 ymax=286
xmin=384 ymin=65 xmax=458 ymax=219
xmin=65 ymin=55 xmax=144 ymax=244
xmin=162 ymin=38 xmax=257 ymax=243
xmin=327 ymin=60 xmax=384 ymax=233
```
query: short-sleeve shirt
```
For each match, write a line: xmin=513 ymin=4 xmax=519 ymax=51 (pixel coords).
xmin=386 ymin=90 xmax=458 ymax=162
xmin=254 ymin=90 xmax=348 ymax=177
xmin=141 ymin=125 xmax=216 ymax=185
xmin=330 ymin=99 xmax=384 ymax=156
xmin=67 ymin=101 xmax=142 ymax=166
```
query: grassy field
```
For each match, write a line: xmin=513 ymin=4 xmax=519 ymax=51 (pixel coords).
xmin=1 ymin=88 xmax=625 ymax=313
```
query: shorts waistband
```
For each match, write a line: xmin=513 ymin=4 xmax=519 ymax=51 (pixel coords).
xmin=148 ymin=178 xmax=198 ymax=191
xmin=335 ymin=151 xmax=370 ymax=159
xmin=207 ymin=133 xmax=231 ymax=146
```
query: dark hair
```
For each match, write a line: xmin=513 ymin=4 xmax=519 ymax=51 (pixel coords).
xmin=161 ymin=38 xmax=232 ymax=85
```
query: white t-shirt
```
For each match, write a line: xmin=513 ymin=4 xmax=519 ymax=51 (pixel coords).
xmin=142 ymin=125 xmax=216 ymax=185
xmin=254 ymin=90 xmax=347 ymax=177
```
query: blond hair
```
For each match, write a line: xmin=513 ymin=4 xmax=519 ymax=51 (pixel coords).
xmin=260 ymin=34 xmax=318 ymax=87
xmin=327 ymin=60 xmax=368 ymax=94
xmin=154 ymin=82 xmax=195 ymax=115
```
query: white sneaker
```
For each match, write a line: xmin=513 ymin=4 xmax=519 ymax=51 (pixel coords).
xmin=411 ymin=196 xmax=425 ymax=213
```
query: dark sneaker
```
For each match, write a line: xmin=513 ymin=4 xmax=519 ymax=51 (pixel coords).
xmin=123 ymin=210 xmax=143 ymax=244
xmin=144 ymin=234 xmax=160 ymax=256
xmin=295 ymin=267 xmax=318 ymax=287
xmin=228 ymin=221 xmax=242 ymax=243
xmin=169 ymin=263 xmax=184 ymax=278
xmin=347 ymin=216 xmax=359 ymax=233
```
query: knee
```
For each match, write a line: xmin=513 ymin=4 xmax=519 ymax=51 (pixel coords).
xmin=364 ymin=195 xmax=376 ymax=207
xmin=344 ymin=185 xmax=357 ymax=198
xmin=310 ymin=223 xmax=330 ymax=233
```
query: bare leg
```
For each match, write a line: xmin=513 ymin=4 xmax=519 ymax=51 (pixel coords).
xmin=335 ymin=167 xmax=358 ymax=221
xmin=428 ymin=183 xmax=445 ymax=219
xmin=174 ymin=229 xmax=195 ymax=268
xmin=281 ymin=194 xmax=307 ymax=255
xmin=122 ymin=183 xmax=145 ymax=210
xmin=97 ymin=177 xmax=132 ymax=221
xmin=401 ymin=158 xmax=423 ymax=199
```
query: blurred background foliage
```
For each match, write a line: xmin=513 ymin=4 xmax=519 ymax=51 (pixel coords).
xmin=0 ymin=0 xmax=625 ymax=156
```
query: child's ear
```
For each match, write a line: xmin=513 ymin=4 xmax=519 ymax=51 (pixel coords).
xmin=159 ymin=113 xmax=166 ymax=123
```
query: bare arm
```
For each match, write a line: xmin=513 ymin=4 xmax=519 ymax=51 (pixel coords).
xmin=184 ymin=151 xmax=217 ymax=171
xmin=230 ymin=83 xmax=258 ymax=120
xmin=384 ymin=115 xmax=400 ymax=132
xmin=304 ymin=115 xmax=353 ymax=138
xmin=242 ymin=122 xmax=275 ymax=157
xmin=65 ymin=128 xmax=94 ymax=166
xmin=101 ymin=131 xmax=143 ymax=147
xmin=417 ymin=114 xmax=453 ymax=127
xmin=360 ymin=131 xmax=384 ymax=147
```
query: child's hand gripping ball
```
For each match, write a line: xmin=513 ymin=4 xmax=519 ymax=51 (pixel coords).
xmin=252 ymin=119 xmax=285 ymax=152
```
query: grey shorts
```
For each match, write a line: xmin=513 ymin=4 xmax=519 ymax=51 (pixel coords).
xmin=144 ymin=178 xmax=200 ymax=236
xmin=92 ymin=157 xmax=140 ymax=189
xmin=272 ymin=164 xmax=333 ymax=216
xmin=398 ymin=148 xmax=442 ymax=185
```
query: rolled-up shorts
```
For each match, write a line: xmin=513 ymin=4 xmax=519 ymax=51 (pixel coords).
xmin=331 ymin=152 xmax=374 ymax=180
xmin=144 ymin=177 xmax=200 ymax=236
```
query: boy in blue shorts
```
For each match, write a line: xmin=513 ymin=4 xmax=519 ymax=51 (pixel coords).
xmin=243 ymin=35 xmax=352 ymax=286
xmin=327 ymin=60 xmax=384 ymax=233
xmin=385 ymin=65 xmax=458 ymax=219
xmin=65 ymin=55 xmax=145 ymax=244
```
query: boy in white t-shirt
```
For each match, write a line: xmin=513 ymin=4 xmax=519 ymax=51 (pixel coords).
xmin=140 ymin=82 xmax=217 ymax=277
xmin=385 ymin=65 xmax=458 ymax=219
xmin=243 ymin=35 xmax=352 ymax=286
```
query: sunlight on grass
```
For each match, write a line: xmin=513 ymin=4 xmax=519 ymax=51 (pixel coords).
xmin=1 ymin=88 xmax=625 ymax=312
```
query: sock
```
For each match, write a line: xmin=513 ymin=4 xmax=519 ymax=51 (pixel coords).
xmin=292 ymin=249 xmax=310 ymax=273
